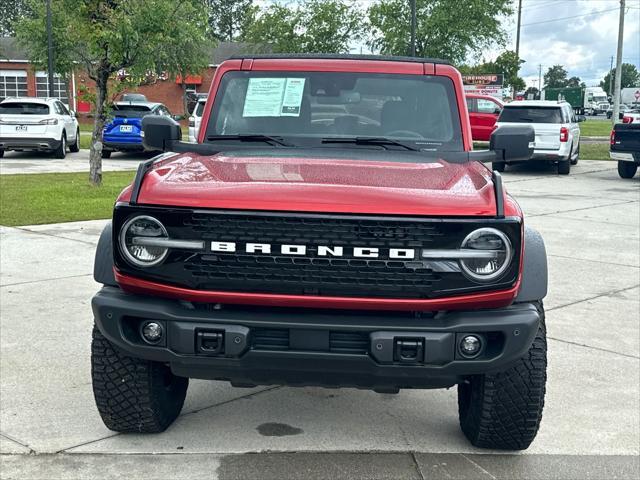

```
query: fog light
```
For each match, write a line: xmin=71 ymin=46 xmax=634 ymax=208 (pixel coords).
xmin=141 ymin=321 xmax=163 ymax=344
xmin=460 ymin=335 xmax=481 ymax=357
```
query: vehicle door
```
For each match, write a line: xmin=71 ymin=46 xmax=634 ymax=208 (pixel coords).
xmin=466 ymin=97 xmax=481 ymax=140
xmin=568 ymin=106 xmax=580 ymax=151
xmin=56 ymin=101 xmax=76 ymax=141
xmin=474 ymin=97 xmax=502 ymax=141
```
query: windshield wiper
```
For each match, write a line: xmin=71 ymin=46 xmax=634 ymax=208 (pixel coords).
xmin=321 ymin=136 xmax=419 ymax=151
xmin=206 ymin=134 xmax=292 ymax=147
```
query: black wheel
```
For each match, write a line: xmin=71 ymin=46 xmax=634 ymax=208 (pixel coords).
xmin=618 ymin=161 xmax=638 ymax=179
xmin=70 ymin=128 xmax=80 ymax=152
xmin=91 ymin=325 xmax=188 ymax=433
xmin=54 ymin=133 xmax=66 ymax=159
xmin=101 ymin=149 xmax=112 ymax=158
xmin=492 ymin=162 xmax=506 ymax=172
xmin=0 ymin=149 xmax=4 ymax=158
xmin=557 ymin=159 xmax=570 ymax=175
xmin=458 ymin=302 xmax=547 ymax=450
xmin=570 ymin=143 xmax=579 ymax=165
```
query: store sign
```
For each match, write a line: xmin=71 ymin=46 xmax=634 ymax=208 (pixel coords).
xmin=462 ymin=74 xmax=504 ymax=99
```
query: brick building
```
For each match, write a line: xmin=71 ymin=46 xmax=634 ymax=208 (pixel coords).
xmin=0 ymin=37 xmax=261 ymax=115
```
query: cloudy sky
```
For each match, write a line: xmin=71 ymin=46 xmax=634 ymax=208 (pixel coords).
xmin=268 ymin=0 xmax=640 ymax=89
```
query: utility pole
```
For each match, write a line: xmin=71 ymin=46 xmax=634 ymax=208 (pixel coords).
xmin=609 ymin=55 xmax=614 ymax=98
xmin=538 ymin=64 xmax=542 ymax=99
xmin=612 ymin=0 xmax=625 ymax=125
xmin=513 ymin=0 xmax=523 ymax=99
xmin=46 ymin=0 xmax=55 ymax=98
xmin=410 ymin=0 xmax=417 ymax=57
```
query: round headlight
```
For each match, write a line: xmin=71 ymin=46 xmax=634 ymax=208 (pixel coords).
xmin=460 ymin=228 xmax=512 ymax=282
xmin=119 ymin=215 xmax=169 ymax=267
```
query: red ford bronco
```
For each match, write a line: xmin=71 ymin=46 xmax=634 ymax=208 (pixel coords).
xmin=92 ymin=55 xmax=548 ymax=450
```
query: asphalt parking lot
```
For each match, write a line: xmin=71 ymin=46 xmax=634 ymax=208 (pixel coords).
xmin=0 ymin=159 xmax=639 ymax=479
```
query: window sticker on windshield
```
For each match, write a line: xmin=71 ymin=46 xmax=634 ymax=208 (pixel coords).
xmin=243 ymin=78 xmax=286 ymax=117
xmin=242 ymin=78 xmax=306 ymax=117
xmin=280 ymin=78 xmax=305 ymax=116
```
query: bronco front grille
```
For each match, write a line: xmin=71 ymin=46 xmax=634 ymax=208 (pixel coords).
xmin=113 ymin=207 xmax=522 ymax=299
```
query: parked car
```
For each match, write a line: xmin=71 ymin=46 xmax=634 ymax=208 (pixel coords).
xmin=621 ymin=109 xmax=640 ymax=124
xmin=91 ymin=54 xmax=549 ymax=451
xmin=495 ymin=100 xmax=584 ymax=174
xmin=610 ymin=123 xmax=640 ymax=178
xmin=188 ymin=97 xmax=207 ymax=143
xmin=606 ymin=104 xmax=632 ymax=119
xmin=120 ymin=93 xmax=147 ymax=102
xmin=466 ymin=94 xmax=503 ymax=141
xmin=102 ymin=101 xmax=173 ymax=157
xmin=0 ymin=97 xmax=79 ymax=158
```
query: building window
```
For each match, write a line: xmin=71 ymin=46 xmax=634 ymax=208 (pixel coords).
xmin=0 ymin=70 xmax=28 ymax=100
xmin=35 ymin=71 xmax=69 ymax=104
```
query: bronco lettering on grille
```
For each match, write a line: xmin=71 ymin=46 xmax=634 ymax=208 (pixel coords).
xmin=210 ymin=241 xmax=415 ymax=259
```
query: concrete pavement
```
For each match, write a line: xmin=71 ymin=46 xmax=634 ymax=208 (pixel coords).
xmin=0 ymin=160 xmax=639 ymax=479
xmin=0 ymin=150 xmax=146 ymax=175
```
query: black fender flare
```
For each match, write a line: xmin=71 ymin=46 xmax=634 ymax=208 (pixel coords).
xmin=515 ymin=226 xmax=548 ymax=302
xmin=94 ymin=222 xmax=117 ymax=287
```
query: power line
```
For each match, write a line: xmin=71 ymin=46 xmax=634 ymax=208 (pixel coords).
xmin=520 ymin=7 xmax=620 ymax=27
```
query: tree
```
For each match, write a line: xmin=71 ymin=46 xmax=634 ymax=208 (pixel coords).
xmin=566 ymin=76 xmax=585 ymax=88
xmin=367 ymin=0 xmax=512 ymax=64
xmin=16 ymin=0 xmax=208 ymax=186
xmin=543 ymin=65 xmax=569 ymax=89
xmin=244 ymin=0 xmax=362 ymax=54
xmin=204 ymin=0 xmax=257 ymax=42
xmin=0 ymin=0 xmax=31 ymax=36
xmin=600 ymin=63 xmax=640 ymax=97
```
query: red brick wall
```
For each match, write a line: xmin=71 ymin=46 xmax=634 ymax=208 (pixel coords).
xmin=74 ymin=67 xmax=218 ymax=115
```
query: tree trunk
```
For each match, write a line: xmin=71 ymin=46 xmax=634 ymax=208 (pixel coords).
xmin=89 ymin=71 xmax=109 ymax=186
xmin=181 ymin=80 xmax=188 ymax=116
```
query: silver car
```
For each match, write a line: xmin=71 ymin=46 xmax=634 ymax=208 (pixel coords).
xmin=495 ymin=100 xmax=583 ymax=175
xmin=188 ymin=98 xmax=207 ymax=143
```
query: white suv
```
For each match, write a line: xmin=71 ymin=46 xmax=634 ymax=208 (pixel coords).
xmin=0 ymin=97 xmax=80 ymax=159
xmin=188 ymin=98 xmax=207 ymax=143
xmin=495 ymin=100 xmax=583 ymax=175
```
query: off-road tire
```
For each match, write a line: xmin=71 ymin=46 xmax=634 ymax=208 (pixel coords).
xmin=54 ymin=133 xmax=66 ymax=159
xmin=557 ymin=159 xmax=570 ymax=175
xmin=570 ymin=143 xmax=579 ymax=165
xmin=91 ymin=325 xmax=188 ymax=433
xmin=70 ymin=128 xmax=80 ymax=152
xmin=457 ymin=302 xmax=547 ymax=450
xmin=618 ymin=161 xmax=638 ymax=179
xmin=101 ymin=149 xmax=112 ymax=158
xmin=492 ymin=162 xmax=506 ymax=173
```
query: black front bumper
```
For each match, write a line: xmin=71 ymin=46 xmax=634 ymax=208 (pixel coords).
xmin=0 ymin=137 xmax=61 ymax=151
xmin=92 ymin=287 xmax=540 ymax=391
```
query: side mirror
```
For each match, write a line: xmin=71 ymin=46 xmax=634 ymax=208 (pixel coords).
xmin=173 ymin=114 xmax=182 ymax=121
xmin=490 ymin=125 xmax=534 ymax=162
xmin=576 ymin=115 xmax=586 ymax=122
xmin=142 ymin=115 xmax=181 ymax=151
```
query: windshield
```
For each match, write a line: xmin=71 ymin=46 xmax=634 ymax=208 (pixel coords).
xmin=206 ymin=71 xmax=463 ymax=152
xmin=111 ymin=104 xmax=153 ymax=118
xmin=0 ymin=102 xmax=50 ymax=115
xmin=499 ymin=106 xmax=562 ymax=124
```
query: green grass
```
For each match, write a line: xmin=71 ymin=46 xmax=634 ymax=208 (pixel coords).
xmin=580 ymin=142 xmax=611 ymax=161
xmin=580 ymin=119 xmax=613 ymax=137
xmin=0 ymin=171 xmax=135 ymax=226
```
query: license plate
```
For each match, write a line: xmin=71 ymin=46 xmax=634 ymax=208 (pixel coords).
xmin=120 ymin=125 xmax=133 ymax=133
xmin=15 ymin=125 xmax=27 ymax=132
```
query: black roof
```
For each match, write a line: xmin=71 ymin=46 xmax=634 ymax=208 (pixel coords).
xmin=229 ymin=53 xmax=450 ymax=65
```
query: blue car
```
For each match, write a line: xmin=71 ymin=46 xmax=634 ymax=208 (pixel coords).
xmin=102 ymin=101 xmax=174 ymax=157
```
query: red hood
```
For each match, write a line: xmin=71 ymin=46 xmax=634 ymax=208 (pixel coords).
xmin=121 ymin=152 xmax=503 ymax=216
